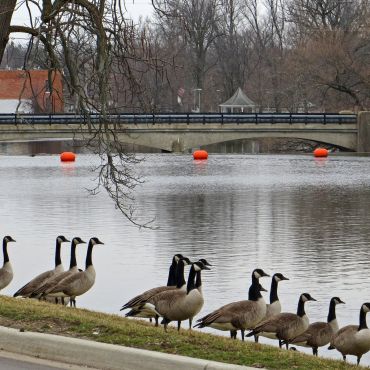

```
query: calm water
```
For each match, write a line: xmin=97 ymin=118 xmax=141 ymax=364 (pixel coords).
xmin=1 ymin=153 xmax=370 ymax=365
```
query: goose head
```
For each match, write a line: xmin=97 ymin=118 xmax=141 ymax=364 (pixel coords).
xmin=180 ymin=256 xmax=192 ymax=266
xmin=57 ymin=235 xmax=70 ymax=244
xmin=173 ymin=254 xmax=184 ymax=263
xmin=72 ymin=237 xmax=86 ymax=245
xmin=252 ymin=268 xmax=270 ymax=279
xmin=3 ymin=236 xmax=16 ymax=244
xmin=301 ymin=293 xmax=316 ymax=302
xmin=89 ymin=237 xmax=104 ymax=246
xmin=197 ymin=258 xmax=212 ymax=267
xmin=273 ymin=273 xmax=289 ymax=282
xmin=193 ymin=261 xmax=211 ymax=271
xmin=361 ymin=303 xmax=370 ymax=313
xmin=331 ymin=297 xmax=345 ymax=305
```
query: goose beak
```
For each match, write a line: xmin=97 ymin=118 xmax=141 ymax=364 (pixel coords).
xmin=310 ymin=297 xmax=317 ymax=302
xmin=80 ymin=240 xmax=86 ymax=244
xmin=339 ymin=298 xmax=345 ymax=304
xmin=203 ymin=265 xmax=211 ymax=270
xmin=282 ymin=275 xmax=289 ymax=280
xmin=262 ymin=271 xmax=270 ymax=277
xmin=260 ymin=285 xmax=268 ymax=292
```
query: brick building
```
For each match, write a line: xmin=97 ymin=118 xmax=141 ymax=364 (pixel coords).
xmin=0 ymin=70 xmax=63 ymax=113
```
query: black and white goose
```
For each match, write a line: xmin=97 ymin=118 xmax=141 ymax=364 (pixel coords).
xmin=13 ymin=235 xmax=69 ymax=298
xmin=247 ymin=292 xmax=316 ymax=349
xmin=143 ymin=260 xmax=211 ymax=331
xmin=329 ymin=302 xmax=370 ymax=365
xmin=124 ymin=256 xmax=192 ymax=326
xmin=289 ymin=296 xmax=344 ymax=356
xmin=42 ymin=237 xmax=103 ymax=307
xmin=254 ymin=272 xmax=289 ymax=342
xmin=0 ymin=236 xmax=16 ymax=291
xmin=194 ymin=268 xmax=269 ymax=341
xmin=30 ymin=237 xmax=86 ymax=304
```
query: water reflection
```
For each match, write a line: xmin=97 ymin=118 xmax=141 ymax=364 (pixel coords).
xmin=1 ymin=154 xmax=370 ymax=365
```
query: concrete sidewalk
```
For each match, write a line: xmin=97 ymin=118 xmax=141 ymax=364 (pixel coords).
xmin=0 ymin=326 xmax=260 ymax=370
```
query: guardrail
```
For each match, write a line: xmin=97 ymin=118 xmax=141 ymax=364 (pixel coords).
xmin=0 ymin=113 xmax=357 ymax=125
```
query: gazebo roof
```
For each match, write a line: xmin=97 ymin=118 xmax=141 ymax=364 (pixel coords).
xmin=219 ymin=87 xmax=255 ymax=107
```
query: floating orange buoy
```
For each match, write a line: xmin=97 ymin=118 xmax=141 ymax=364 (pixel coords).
xmin=60 ymin=152 xmax=76 ymax=162
xmin=313 ymin=148 xmax=328 ymax=158
xmin=193 ymin=150 xmax=208 ymax=160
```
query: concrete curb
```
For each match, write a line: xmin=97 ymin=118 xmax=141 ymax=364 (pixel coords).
xmin=0 ymin=326 xmax=258 ymax=370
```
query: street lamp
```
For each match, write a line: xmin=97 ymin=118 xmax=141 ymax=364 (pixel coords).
xmin=193 ymin=88 xmax=202 ymax=112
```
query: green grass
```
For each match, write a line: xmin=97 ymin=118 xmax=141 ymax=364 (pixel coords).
xmin=0 ymin=295 xmax=365 ymax=369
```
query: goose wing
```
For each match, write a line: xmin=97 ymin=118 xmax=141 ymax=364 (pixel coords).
xmin=331 ymin=325 xmax=358 ymax=350
xmin=121 ymin=285 xmax=176 ymax=310
xmin=254 ymin=313 xmax=298 ymax=334
xmin=197 ymin=300 xmax=261 ymax=328
xmin=291 ymin=322 xmax=330 ymax=346
xmin=32 ymin=270 xmax=75 ymax=296
xmin=13 ymin=269 xmax=55 ymax=297
xmin=47 ymin=271 xmax=83 ymax=295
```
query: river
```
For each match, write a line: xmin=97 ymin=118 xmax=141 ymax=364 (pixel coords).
xmin=1 ymin=153 xmax=370 ymax=365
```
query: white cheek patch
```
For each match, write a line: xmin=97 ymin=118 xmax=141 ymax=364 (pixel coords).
xmin=275 ymin=276 xmax=281 ymax=282
xmin=363 ymin=304 xmax=370 ymax=313
xmin=194 ymin=264 xmax=201 ymax=272
xmin=254 ymin=271 xmax=261 ymax=279
xmin=302 ymin=295 xmax=308 ymax=302
xmin=175 ymin=256 xmax=180 ymax=262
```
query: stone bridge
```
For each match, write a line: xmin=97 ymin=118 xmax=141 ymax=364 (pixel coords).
xmin=0 ymin=112 xmax=369 ymax=152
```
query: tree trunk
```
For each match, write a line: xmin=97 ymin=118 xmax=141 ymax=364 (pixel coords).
xmin=0 ymin=0 xmax=17 ymax=64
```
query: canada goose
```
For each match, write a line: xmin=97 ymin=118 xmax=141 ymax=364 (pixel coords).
xmin=121 ymin=254 xmax=188 ymax=312
xmin=30 ymin=237 xmax=86 ymax=303
xmin=288 ymin=296 xmax=344 ymax=356
xmin=247 ymin=293 xmax=316 ymax=349
xmin=0 ymin=236 xmax=16 ymax=291
xmin=141 ymin=261 xmax=210 ymax=331
xmin=254 ymin=272 xmax=289 ymax=343
xmin=328 ymin=302 xmax=370 ymax=365
xmin=124 ymin=256 xmax=192 ymax=326
xmin=13 ymin=235 xmax=70 ymax=298
xmin=43 ymin=237 xmax=103 ymax=307
xmin=194 ymin=268 xmax=269 ymax=341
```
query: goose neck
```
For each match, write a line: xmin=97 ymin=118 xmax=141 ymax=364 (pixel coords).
xmin=69 ymin=243 xmax=78 ymax=269
xmin=85 ymin=241 xmax=94 ymax=269
xmin=55 ymin=240 xmax=62 ymax=267
xmin=327 ymin=300 xmax=337 ymax=323
xmin=297 ymin=297 xmax=306 ymax=317
xmin=186 ymin=265 xmax=197 ymax=294
xmin=248 ymin=280 xmax=262 ymax=301
xmin=359 ymin=307 xmax=368 ymax=331
xmin=195 ymin=270 xmax=202 ymax=289
xmin=167 ymin=260 xmax=177 ymax=286
xmin=175 ymin=260 xmax=186 ymax=288
xmin=2 ymin=239 xmax=9 ymax=264
xmin=270 ymin=278 xmax=279 ymax=304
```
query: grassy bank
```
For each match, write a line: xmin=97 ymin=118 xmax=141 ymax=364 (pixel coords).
xmin=0 ymin=296 xmax=363 ymax=369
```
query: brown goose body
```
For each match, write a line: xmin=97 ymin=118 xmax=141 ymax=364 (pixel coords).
xmin=289 ymin=297 xmax=344 ymax=356
xmin=13 ymin=236 xmax=69 ymax=298
xmin=44 ymin=238 xmax=103 ymax=305
xmin=121 ymin=254 xmax=186 ymax=312
xmin=248 ymin=293 xmax=316 ymax=348
xmin=329 ymin=303 xmax=370 ymax=365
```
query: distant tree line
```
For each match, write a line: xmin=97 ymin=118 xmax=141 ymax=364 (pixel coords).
xmin=2 ymin=0 xmax=370 ymax=113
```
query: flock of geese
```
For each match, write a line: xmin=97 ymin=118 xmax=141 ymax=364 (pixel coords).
xmin=0 ymin=235 xmax=103 ymax=307
xmin=120 ymin=254 xmax=370 ymax=366
xmin=1 ymin=236 xmax=370 ymax=366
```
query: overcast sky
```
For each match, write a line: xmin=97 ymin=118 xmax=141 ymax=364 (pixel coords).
xmin=10 ymin=0 xmax=154 ymax=42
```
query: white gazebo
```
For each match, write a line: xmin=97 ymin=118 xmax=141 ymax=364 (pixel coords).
xmin=219 ymin=87 xmax=256 ymax=113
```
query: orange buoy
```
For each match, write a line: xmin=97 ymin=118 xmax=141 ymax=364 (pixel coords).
xmin=313 ymin=148 xmax=328 ymax=158
xmin=193 ymin=150 xmax=208 ymax=160
xmin=60 ymin=152 xmax=76 ymax=162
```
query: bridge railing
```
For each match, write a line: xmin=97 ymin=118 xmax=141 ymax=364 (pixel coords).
xmin=0 ymin=112 xmax=357 ymax=125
